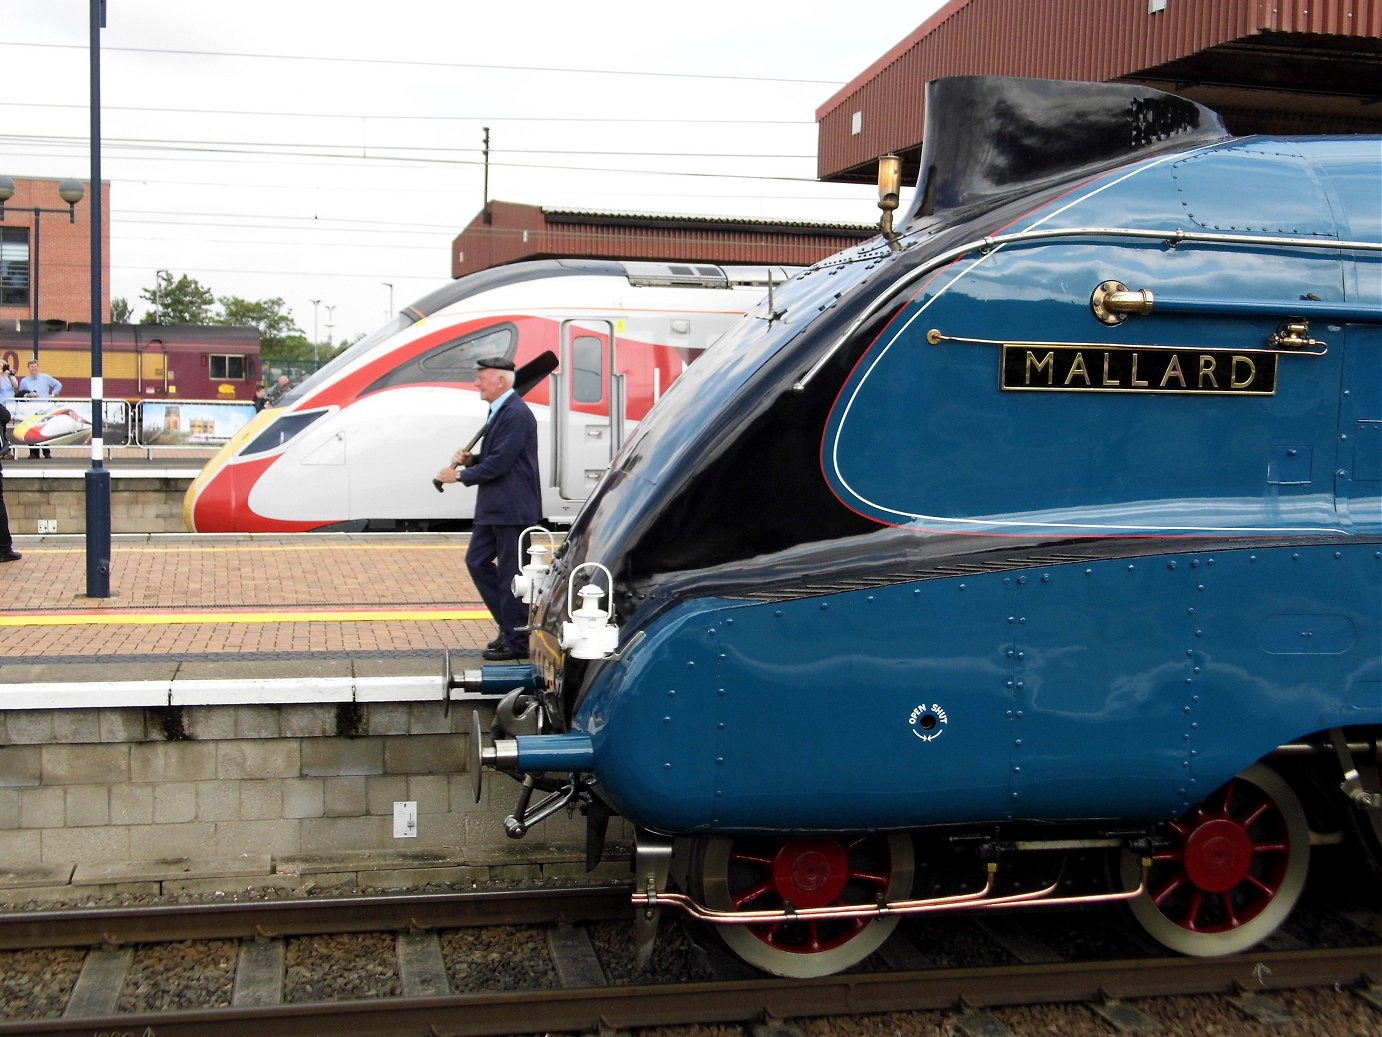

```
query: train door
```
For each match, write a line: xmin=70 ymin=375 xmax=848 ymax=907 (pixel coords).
xmin=556 ymin=320 xmax=622 ymax=500
xmin=138 ymin=339 xmax=169 ymax=397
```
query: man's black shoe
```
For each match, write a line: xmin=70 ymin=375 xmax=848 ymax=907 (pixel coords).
xmin=0 ymin=550 xmax=21 ymax=563
xmin=486 ymin=637 xmax=505 ymax=650
xmin=482 ymin=646 xmax=529 ymax=662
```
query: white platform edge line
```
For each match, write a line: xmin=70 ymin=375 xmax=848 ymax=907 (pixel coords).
xmin=0 ymin=675 xmax=449 ymax=709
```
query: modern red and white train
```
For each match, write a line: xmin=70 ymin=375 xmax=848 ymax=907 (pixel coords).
xmin=184 ymin=259 xmax=794 ymax=532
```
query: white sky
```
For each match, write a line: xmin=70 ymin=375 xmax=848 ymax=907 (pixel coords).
xmin=4 ymin=0 xmax=946 ymax=345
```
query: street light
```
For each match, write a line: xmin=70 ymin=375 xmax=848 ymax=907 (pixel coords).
xmin=382 ymin=281 xmax=394 ymax=318
xmin=0 ymin=176 xmax=86 ymax=363
xmin=309 ymin=298 xmax=321 ymax=368
xmin=324 ymin=304 xmax=336 ymax=357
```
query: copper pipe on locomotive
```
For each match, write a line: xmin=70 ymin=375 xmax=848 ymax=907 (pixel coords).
xmin=635 ymin=859 xmax=1151 ymax=927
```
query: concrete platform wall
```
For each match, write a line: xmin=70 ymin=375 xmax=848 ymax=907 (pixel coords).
xmin=0 ymin=701 xmax=626 ymax=901
xmin=5 ymin=475 xmax=191 ymax=535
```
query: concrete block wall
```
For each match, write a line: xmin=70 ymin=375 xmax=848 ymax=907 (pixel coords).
xmin=0 ymin=701 xmax=630 ymax=901
xmin=4 ymin=475 xmax=191 ymax=534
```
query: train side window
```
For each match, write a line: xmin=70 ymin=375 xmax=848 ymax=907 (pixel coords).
xmin=209 ymin=353 xmax=247 ymax=380
xmin=363 ymin=324 xmax=516 ymax=394
xmin=572 ymin=335 xmax=603 ymax=404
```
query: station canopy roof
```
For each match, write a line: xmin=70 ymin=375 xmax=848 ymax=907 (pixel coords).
xmin=817 ymin=0 xmax=1382 ymax=185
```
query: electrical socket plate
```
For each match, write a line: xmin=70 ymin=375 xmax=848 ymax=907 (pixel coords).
xmin=393 ymin=801 xmax=417 ymax=838
xmin=36 ymin=520 xmax=57 ymax=533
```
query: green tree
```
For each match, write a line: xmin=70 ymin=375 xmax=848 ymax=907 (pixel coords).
xmin=216 ymin=295 xmax=308 ymax=373
xmin=110 ymin=297 xmax=132 ymax=323
xmin=217 ymin=296 xmax=300 ymax=347
xmin=140 ymin=271 xmax=216 ymax=324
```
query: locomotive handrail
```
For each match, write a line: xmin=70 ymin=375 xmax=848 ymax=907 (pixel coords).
xmin=791 ymin=225 xmax=1382 ymax=393
xmin=925 ymin=330 xmax=1330 ymax=358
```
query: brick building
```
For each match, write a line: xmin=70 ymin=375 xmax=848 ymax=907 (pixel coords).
xmin=451 ymin=200 xmax=875 ymax=281
xmin=815 ymin=0 xmax=1382 ymax=186
xmin=0 ymin=176 xmax=111 ymax=335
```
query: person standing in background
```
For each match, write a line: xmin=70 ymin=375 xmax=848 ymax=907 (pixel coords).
xmin=0 ymin=364 xmax=16 ymax=461
xmin=17 ymin=359 xmax=61 ymax=459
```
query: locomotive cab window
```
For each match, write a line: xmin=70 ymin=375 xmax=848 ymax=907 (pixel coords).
xmin=363 ymin=324 xmax=516 ymax=394
xmin=209 ymin=353 xmax=248 ymax=380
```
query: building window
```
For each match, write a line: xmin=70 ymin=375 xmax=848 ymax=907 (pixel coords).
xmin=0 ymin=227 xmax=30 ymax=307
xmin=209 ymin=353 xmax=248 ymax=380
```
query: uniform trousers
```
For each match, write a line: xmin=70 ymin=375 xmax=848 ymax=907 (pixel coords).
xmin=0 ymin=471 xmax=11 ymax=553
xmin=466 ymin=523 xmax=527 ymax=652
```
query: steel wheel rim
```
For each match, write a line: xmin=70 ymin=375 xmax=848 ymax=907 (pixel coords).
xmin=1122 ymin=763 xmax=1309 ymax=956
xmin=696 ymin=832 xmax=914 ymax=978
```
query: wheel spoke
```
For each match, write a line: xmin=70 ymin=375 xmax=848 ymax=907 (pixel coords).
xmin=850 ymin=866 xmax=889 ymax=888
xmin=731 ymin=879 xmax=774 ymax=910
xmin=1151 ymin=874 xmax=1184 ymax=907
xmin=1183 ymin=889 xmax=1207 ymax=930
xmin=1221 ymin=894 xmax=1244 ymax=930
xmin=1240 ymin=799 xmax=1271 ymax=829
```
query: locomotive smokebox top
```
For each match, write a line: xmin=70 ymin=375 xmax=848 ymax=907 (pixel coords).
xmin=905 ymin=76 xmax=1229 ymax=224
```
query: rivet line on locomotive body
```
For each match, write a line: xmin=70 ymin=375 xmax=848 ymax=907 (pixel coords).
xmin=468 ymin=77 xmax=1382 ymax=978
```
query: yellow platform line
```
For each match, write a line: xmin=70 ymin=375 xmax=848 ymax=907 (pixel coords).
xmin=0 ymin=608 xmax=493 ymax=627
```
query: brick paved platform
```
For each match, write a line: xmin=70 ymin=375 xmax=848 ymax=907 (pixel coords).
xmin=0 ymin=532 xmax=495 ymax=682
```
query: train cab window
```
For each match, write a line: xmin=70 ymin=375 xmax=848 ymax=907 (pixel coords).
xmin=571 ymin=335 xmax=604 ymax=404
xmin=239 ymin=409 xmax=326 ymax=456
xmin=363 ymin=324 xmax=516 ymax=394
xmin=209 ymin=353 xmax=248 ymax=380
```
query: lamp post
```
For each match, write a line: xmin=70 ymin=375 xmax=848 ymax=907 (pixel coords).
xmin=86 ymin=0 xmax=111 ymax=599
xmin=382 ymin=282 xmax=393 ymax=318
xmin=309 ymin=298 xmax=321 ymax=368
xmin=324 ymin=304 xmax=335 ymax=357
xmin=0 ymin=176 xmax=86 ymax=363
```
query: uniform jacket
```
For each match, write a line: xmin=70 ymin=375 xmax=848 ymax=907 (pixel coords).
xmin=459 ymin=393 xmax=541 ymax=525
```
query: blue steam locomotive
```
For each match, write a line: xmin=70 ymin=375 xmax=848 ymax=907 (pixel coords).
xmin=470 ymin=77 xmax=1382 ymax=977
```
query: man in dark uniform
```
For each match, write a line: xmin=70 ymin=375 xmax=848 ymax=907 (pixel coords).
xmin=434 ymin=357 xmax=540 ymax=660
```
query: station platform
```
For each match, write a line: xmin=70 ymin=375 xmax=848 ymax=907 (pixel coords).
xmin=0 ymin=531 xmax=496 ymax=695
xmin=0 ymin=531 xmax=628 ymax=900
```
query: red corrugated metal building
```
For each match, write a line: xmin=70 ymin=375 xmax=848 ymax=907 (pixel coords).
xmin=817 ymin=0 xmax=1382 ymax=184
xmin=450 ymin=201 xmax=874 ymax=281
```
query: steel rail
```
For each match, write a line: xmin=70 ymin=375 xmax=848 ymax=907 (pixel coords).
xmin=0 ymin=944 xmax=1374 ymax=1037
xmin=0 ymin=884 xmax=633 ymax=951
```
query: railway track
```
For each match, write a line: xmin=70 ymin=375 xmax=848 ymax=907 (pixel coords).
xmin=0 ymin=885 xmax=1376 ymax=1036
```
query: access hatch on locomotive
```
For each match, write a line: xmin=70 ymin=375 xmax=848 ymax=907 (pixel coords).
xmin=468 ymin=76 xmax=1382 ymax=978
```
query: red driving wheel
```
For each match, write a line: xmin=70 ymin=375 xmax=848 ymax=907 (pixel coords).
xmin=695 ymin=832 xmax=914 ymax=977
xmin=1123 ymin=764 xmax=1308 ymax=955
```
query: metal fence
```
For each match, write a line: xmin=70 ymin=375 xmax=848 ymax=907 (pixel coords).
xmin=3 ymin=397 xmax=256 ymax=461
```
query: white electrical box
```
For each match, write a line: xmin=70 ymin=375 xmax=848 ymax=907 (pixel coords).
xmin=393 ymin=801 xmax=417 ymax=838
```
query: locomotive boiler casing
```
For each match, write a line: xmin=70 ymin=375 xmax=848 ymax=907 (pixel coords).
xmin=514 ymin=78 xmax=1380 ymax=844
xmin=528 ymin=542 xmax=1378 ymax=835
